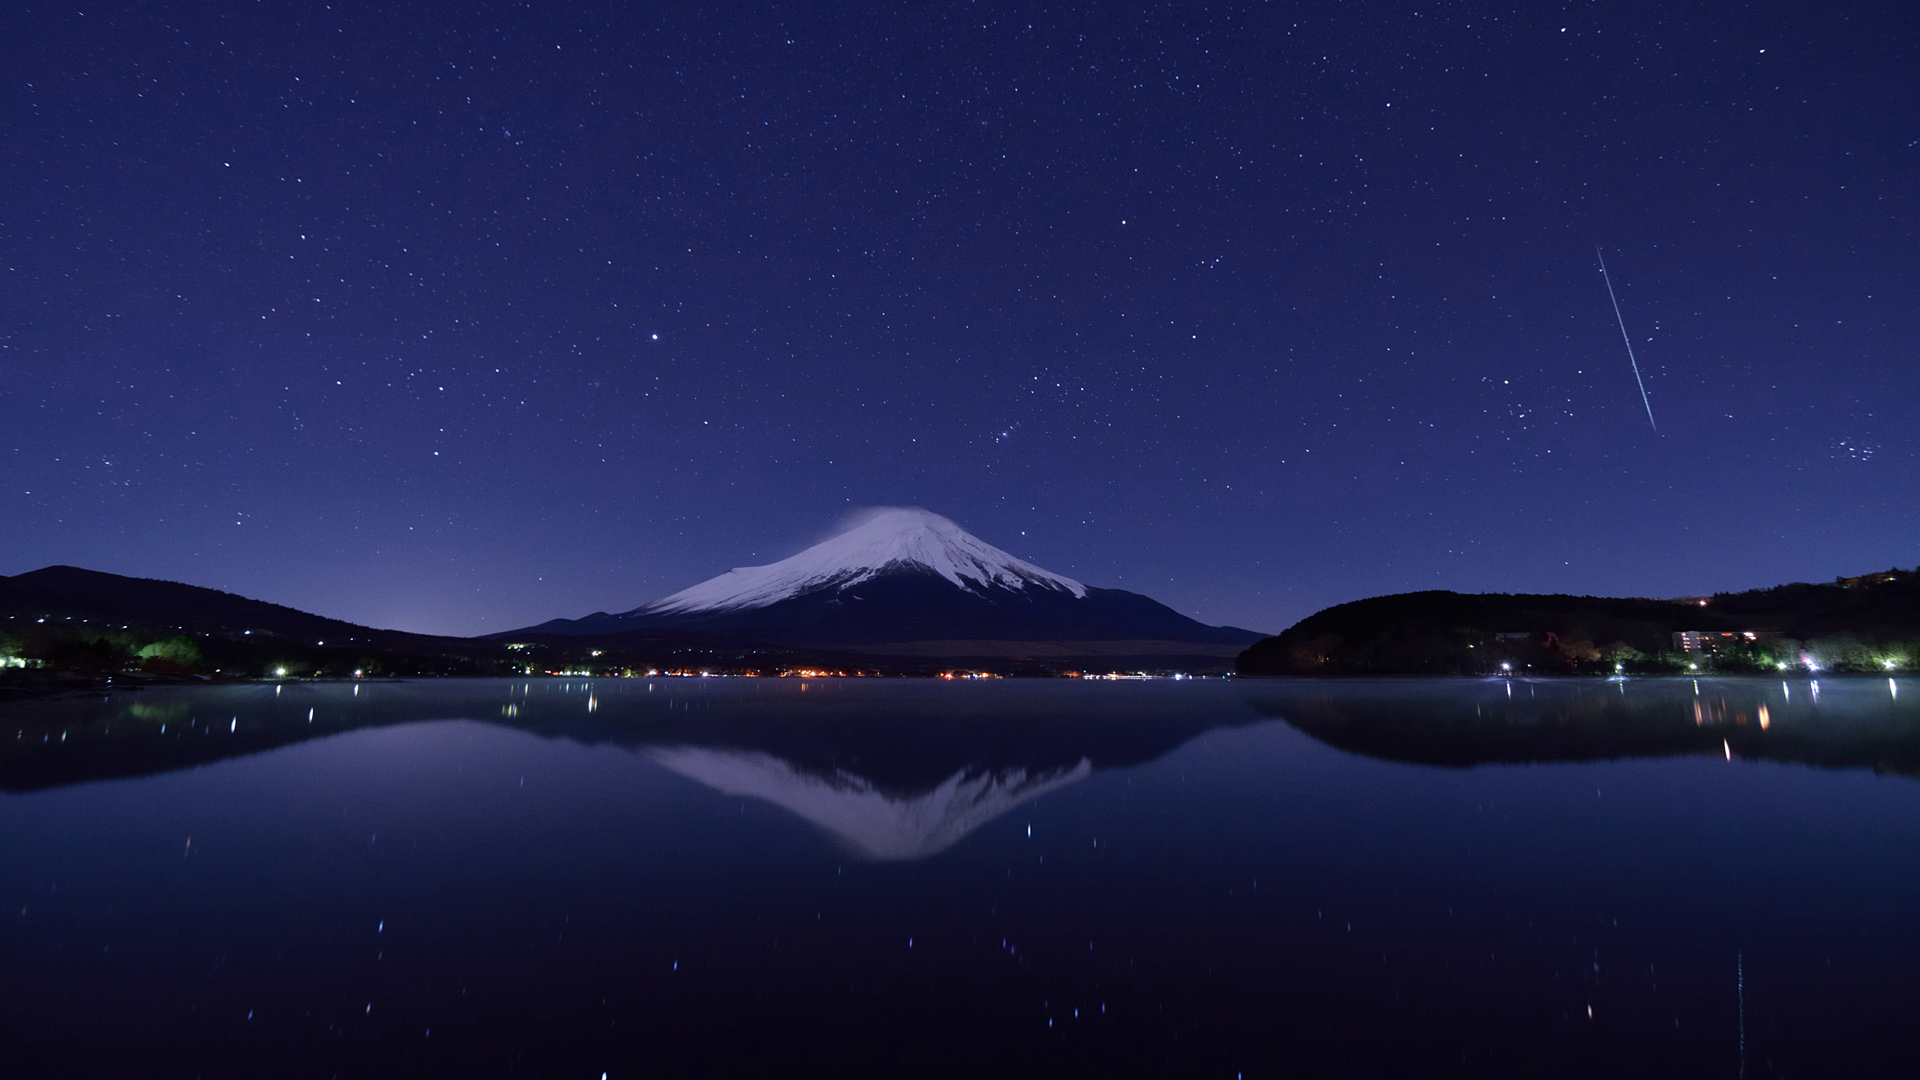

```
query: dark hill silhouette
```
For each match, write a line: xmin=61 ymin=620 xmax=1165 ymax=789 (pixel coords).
xmin=2 ymin=565 xmax=420 ymax=642
xmin=0 ymin=566 xmax=506 ymax=683
xmin=1237 ymin=569 xmax=1920 ymax=676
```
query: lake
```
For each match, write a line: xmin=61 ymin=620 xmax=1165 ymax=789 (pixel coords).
xmin=3 ymin=676 xmax=1917 ymax=1077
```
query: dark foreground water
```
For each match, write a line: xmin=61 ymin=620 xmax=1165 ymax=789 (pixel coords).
xmin=3 ymin=676 xmax=1918 ymax=1078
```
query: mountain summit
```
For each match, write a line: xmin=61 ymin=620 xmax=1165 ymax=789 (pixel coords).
xmin=644 ymin=508 xmax=1085 ymax=616
xmin=509 ymin=508 xmax=1262 ymax=661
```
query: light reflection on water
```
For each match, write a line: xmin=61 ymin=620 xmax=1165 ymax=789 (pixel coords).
xmin=2 ymin=676 xmax=1918 ymax=1077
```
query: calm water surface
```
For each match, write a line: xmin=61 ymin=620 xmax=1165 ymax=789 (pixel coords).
xmin=3 ymin=676 xmax=1918 ymax=1077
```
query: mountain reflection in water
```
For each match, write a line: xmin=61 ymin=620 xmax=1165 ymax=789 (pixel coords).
xmin=648 ymin=747 xmax=1091 ymax=860
xmin=0 ymin=678 xmax=1245 ymax=858
xmin=6 ymin=676 xmax=1917 ymax=813
xmin=6 ymin=676 xmax=1920 ymax=1077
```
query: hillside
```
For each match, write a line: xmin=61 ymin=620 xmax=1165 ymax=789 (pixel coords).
xmin=1235 ymin=568 xmax=1920 ymax=676
xmin=0 ymin=565 xmax=505 ymax=683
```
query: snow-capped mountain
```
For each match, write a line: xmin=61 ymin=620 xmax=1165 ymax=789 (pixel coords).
xmin=510 ymin=507 xmax=1262 ymax=654
xmin=646 ymin=746 xmax=1091 ymax=861
xmin=643 ymin=507 xmax=1086 ymax=616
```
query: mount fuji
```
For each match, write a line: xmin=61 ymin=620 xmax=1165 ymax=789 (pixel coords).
xmin=507 ymin=508 xmax=1262 ymax=660
xmin=645 ymin=747 xmax=1092 ymax=861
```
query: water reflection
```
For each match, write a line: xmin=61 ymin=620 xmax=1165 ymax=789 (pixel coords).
xmin=1246 ymin=676 xmax=1920 ymax=776
xmin=7 ymin=677 xmax=1920 ymax=1076
xmin=648 ymin=747 xmax=1090 ymax=860
xmin=7 ymin=676 xmax=1918 ymax=860
xmin=0 ymin=679 xmax=1248 ymax=857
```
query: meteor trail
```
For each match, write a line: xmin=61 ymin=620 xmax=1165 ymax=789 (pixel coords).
xmin=1597 ymin=247 xmax=1658 ymax=432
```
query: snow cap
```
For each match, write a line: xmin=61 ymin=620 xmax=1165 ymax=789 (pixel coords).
xmin=641 ymin=506 xmax=1086 ymax=615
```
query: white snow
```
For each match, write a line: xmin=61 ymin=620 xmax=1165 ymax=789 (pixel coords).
xmin=646 ymin=746 xmax=1092 ymax=861
xmin=637 ymin=507 xmax=1086 ymax=616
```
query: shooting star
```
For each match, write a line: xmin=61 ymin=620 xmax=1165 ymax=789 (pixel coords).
xmin=1597 ymin=247 xmax=1658 ymax=432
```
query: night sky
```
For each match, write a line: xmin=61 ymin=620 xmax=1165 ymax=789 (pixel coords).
xmin=4 ymin=1 xmax=1915 ymax=637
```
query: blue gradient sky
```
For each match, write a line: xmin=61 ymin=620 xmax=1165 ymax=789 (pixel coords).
xmin=4 ymin=0 xmax=1914 ymax=635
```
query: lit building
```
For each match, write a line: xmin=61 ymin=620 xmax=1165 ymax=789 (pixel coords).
xmin=1673 ymin=630 xmax=1775 ymax=655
